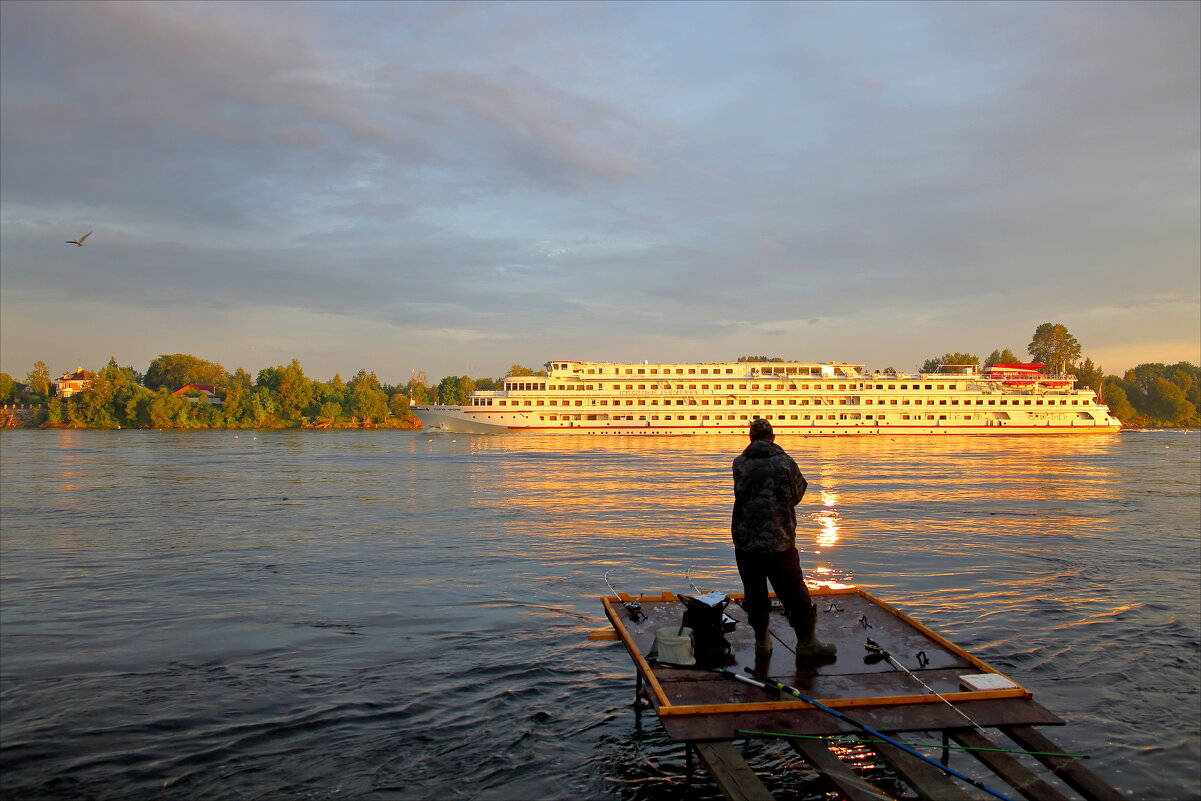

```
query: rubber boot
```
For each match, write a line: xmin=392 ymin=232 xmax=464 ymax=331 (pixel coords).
xmin=793 ymin=604 xmax=837 ymax=658
xmin=748 ymin=611 xmax=773 ymax=656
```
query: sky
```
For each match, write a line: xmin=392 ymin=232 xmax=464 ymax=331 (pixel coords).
xmin=1 ymin=1 xmax=1198 ymax=386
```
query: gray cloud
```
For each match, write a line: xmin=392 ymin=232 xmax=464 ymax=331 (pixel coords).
xmin=1 ymin=0 xmax=1197 ymax=381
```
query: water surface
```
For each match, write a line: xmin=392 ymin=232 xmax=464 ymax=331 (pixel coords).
xmin=1 ymin=430 xmax=1198 ymax=800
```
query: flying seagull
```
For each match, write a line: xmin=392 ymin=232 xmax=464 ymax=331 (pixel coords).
xmin=65 ymin=231 xmax=92 ymax=246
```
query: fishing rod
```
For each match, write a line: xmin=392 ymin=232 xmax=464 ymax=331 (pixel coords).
xmin=864 ymin=638 xmax=995 ymax=741
xmin=714 ymin=667 xmax=1018 ymax=801
xmin=732 ymin=729 xmax=1089 ymax=759
xmin=604 ymin=571 xmax=646 ymax=622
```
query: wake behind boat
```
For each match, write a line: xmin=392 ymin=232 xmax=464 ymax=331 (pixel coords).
xmin=411 ymin=358 xmax=1121 ymax=436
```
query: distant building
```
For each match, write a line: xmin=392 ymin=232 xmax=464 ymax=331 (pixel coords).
xmin=172 ymin=384 xmax=222 ymax=405
xmin=56 ymin=368 xmax=93 ymax=398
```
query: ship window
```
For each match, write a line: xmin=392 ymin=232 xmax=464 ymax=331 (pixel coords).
xmin=701 ymin=369 xmax=709 ymax=374
xmin=638 ymin=384 xmax=646 ymax=389
xmin=890 ymin=400 xmax=898 ymax=405
xmin=925 ymin=385 xmax=932 ymax=389
xmin=937 ymin=385 xmax=944 ymax=390
xmin=901 ymin=384 xmax=908 ymax=389
xmin=902 ymin=414 xmax=910 ymax=420
xmin=651 ymin=369 xmax=658 ymax=374
xmin=625 ymin=384 xmax=633 ymax=389
xmin=939 ymin=415 xmax=947 ymax=420
xmin=951 ymin=400 xmax=958 ymax=405
xmin=939 ymin=400 xmax=947 ymax=405
xmin=988 ymin=400 xmax=996 ymax=405
xmin=839 ymin=384 xmax=846 ymax=390
xmin=751 ymin=384 xmax=759 ymax=390
xmin=638 ymin=369 xmax=645 ymax=374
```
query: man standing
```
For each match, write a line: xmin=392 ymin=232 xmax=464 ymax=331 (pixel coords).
xmin=732 ymin=418 xmax=837 ymax=658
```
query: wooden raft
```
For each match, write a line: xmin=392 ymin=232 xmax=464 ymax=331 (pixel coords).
xmin=593 ymin=585 xmax=1124 ymax=801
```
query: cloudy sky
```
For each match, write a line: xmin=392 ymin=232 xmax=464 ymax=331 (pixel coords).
xmin=2 ymin=1 xmax=1197 ymax=385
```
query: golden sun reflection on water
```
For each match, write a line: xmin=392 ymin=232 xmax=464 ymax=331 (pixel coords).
xmin=816 ymin=488 xmax=841 ymax=548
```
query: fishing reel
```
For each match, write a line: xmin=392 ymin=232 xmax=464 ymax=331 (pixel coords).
xmin=863 ymin=638 xmax=889 ymax=664
xmin=604 ymin=571 xmax=647 ymax=622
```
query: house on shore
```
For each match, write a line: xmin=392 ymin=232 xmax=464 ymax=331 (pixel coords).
xmin=56 ymin=368 xmax=93 ymax=398
xmin=172 ymin=384 xmax=222 ymax=405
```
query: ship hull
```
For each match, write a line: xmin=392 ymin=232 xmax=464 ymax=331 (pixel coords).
xmin=411 ymin=405 xmax=1119 ymax=436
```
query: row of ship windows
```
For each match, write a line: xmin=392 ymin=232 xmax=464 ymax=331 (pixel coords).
xmin=509 ymin=382 xmax=968 ymax=391
xmin=554 ymin=364 xmax=834 ymax=377
xmin=536 ymin=414 xmax=1014 ymax=422
xmin=477 ymin=397 xmax=1084 ymax=407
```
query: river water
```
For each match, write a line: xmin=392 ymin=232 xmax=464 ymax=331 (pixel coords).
xmin=0 ymin=430 xmax=1197 ymax=801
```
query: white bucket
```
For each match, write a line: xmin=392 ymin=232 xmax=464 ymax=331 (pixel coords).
xmin=655 ymin=626 xmax=695 ymax=666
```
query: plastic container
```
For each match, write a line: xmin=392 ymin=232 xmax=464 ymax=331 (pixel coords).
xmin=654 ymin=626 xmax=695 ymax=666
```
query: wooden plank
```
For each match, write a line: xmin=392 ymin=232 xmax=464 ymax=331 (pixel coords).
xmin=950 ymin=729 xmax=1072 ymax=801
xmin=864 ymin=737 xmax=988 ymax=801
xmin=1000 ymin=726 xmax=1125 ymax=801
xmin=787 ymin=739 xmax=898 ymax=801
xmin=692 ymin=740 xmax=776 ymax=801
xmin=660 ymin=698 xmax=1064 ymax=742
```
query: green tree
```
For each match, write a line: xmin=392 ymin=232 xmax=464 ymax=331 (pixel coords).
xmin=1147 ymin=378 xmax=1198 ymax=425
xmin=1074 ymin=358 xmax=1105 ymax=395
xmin=0 ymin=373 xmax=14 ymax=403
xmin=984 ymin=349 xmax=1020 ymax=367
xmin=249 ymin=387 xmax=280 ymax=426
xmin=67 ymin=358 xmax=153 ymax=428
xmin=149 ymin=390 xmax=190 ymax=428
xmin=737 ymin=356 xmax=786 ymax=363
xmin=316 ymin=401 xmax=343 ymax=424
xmin=218 ymin=368 xmax=254 ymax=426
xmin=437 ymin=375 xmax=474 ymax=405
xmin=1100 ymin=382 xmax=1137 ymax=422
xmin=508 ymin=364 xmax=548 ymax=376
xmin=144 ymin=354 xmax=226 ymax=392
xmin=1027 ymin=323 xmax=1081 ymax=374
xmin=919 ymin=353 xmax=979 ymax=374
xmin=347 ymin=369 xmax=388 ymax=421
xmin=257 ymin=360 xmax=313 ymax=422
xmin=45 ymin=396 xmax=65 ymax=425
xmin=25 ymin=361 xmax=51 ymax=398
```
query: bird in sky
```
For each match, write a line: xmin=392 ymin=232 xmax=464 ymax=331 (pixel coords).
xmin=65 ymin=231 xmax=92 ymax=246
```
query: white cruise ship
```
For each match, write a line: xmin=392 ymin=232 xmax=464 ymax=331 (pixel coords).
xmin=411 ymin=359 xmax=1122 ymax=436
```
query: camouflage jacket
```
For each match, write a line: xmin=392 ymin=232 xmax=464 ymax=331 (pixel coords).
xmin=730 ymin=439 xmax=808 ymax=553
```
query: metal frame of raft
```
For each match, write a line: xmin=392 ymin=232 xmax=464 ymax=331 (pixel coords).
xmin=592 ymin=585 xmax=1125 ymax=801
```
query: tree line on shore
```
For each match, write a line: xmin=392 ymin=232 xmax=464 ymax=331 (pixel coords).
xmin=0 ymin=354 xmax=548 ymax=430
xmin=0 ymin=323 xmax=1197 ymax=429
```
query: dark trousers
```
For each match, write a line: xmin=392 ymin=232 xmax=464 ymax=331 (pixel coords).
xmin=735 ymin=547 xmax=814 ymax=632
